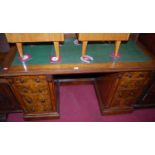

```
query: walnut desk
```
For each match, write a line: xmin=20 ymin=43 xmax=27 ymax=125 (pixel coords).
xmin=0 ymin=38 xmax=155 ymax=120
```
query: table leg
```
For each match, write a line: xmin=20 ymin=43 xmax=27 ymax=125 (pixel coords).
xmin=82 ymin=41 xmax=88 ymax=57
xmin=114 ymin=41 xmax=121 ymax=57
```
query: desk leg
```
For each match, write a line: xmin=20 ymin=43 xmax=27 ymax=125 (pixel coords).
xmin=82 ymin=41 xmax=88 ymax=57
xmin=16 ymin=43 xmax=23 ymax=58
xmin=54 ymin=41 xmax=60 ymax=58
xmin=114 ymin=41 xmax=121 ymax=57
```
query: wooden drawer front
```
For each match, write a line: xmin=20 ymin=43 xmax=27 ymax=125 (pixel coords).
xmin=121 ymin=72 xmax=149 ymax=81
xmin=111 ymin=89 xmax=139 ymax=108
xmin=15 ymin=84 xmax=49 ymax=94
xmin=119 ymin=79 xmax=146 ymax=90
xmin=110 ymin=72 xmax=150 ymax=108
xmin=12 ymin=76 xmax=54 ymax=113
xmin=22 ymin=94 xmax=52 ymax=113
xmin=119 ymin=72 xmax=150 ymax=90
xmin=14 ymin=76 xmax=47 ymax=86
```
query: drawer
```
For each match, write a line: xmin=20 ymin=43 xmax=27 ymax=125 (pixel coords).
xmin=13 ymin=76 xmax=47 ymax=86
xmin=111 ymin=93 xmax=137 ymax=109
xmin=119 ymin=79 xmax=145 ymax=90
xmin=6 ymin=75 xmax=57 ymax=117
xmin=115 ymin=89 xmax=139 ymax=98
xmin=110 ymin=98 xmax=136 ymax=108
xmin=13 ymin=75 xmax=51 ymax=95
xmin=110 ymin=89 xmax=140 ymax=108
xmin=22 ymin=94 xmax=53 ymax=113
xmin=15 ymin=84 xmax=49 ymax=94
xmin=121 ymin=72 xmax=149 ymax=81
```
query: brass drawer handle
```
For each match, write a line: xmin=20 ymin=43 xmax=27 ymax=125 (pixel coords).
xmin=127 ymin=73 xmax=132 ymax=78
xmin=23 ymin=88 xmax=28 ymax=93
xmin=35 ymin=78 xmax=40 ymax=83
xmin=19 ymin=79 xmax=24 ymax=83
xmin=41 ymin=99 xmax=46 ymax=103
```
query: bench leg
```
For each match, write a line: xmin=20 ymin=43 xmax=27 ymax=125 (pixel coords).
xmin=54 ymin=41 xmax=60 ymax=58
xmin=16 ymin=42 xmax=32 ymax=62
xmin=114 ymin=41 xmax=121 ymax=57
xmin=16 ymin=43 xmax=23 ymax=58
xmin=82 ymin=41 xmax=88 ymax=57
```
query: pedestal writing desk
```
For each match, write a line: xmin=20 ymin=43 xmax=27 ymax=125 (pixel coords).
xmin=0 ymin=35 xmax=155 ymax=120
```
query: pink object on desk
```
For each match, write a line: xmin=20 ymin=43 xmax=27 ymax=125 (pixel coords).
xmin=110 ymin=52 xmax=122 ymax=59
xmin=50 ymin=56 xmax=61 ymax=63
xmin=18 ymin=54 xmax=32 ymax=62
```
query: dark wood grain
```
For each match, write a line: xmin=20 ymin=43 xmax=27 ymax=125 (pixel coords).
xmin=95 ymin=71 xmax=151 ymax=115
xmin=8 ymin=75 xmax=59 ymax=119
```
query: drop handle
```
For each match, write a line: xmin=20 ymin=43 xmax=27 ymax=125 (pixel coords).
xmin=35 ymin=78 xmax=40 ymax=83
xmin=23 ymin=88 xmax=28 ymax=93
xmin=19 ymin=79 xmax=24 ymax=83
xmin=41 ymin=99 xmax=46 ymax=103
xmin=127 ymin=73 xmax=132 ymax=78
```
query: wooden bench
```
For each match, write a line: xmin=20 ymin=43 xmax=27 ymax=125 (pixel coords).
xmin=78 ymin=33 xmax=130 ymax=62
xmin=5 ymin=33 xmax=64 ymax=62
